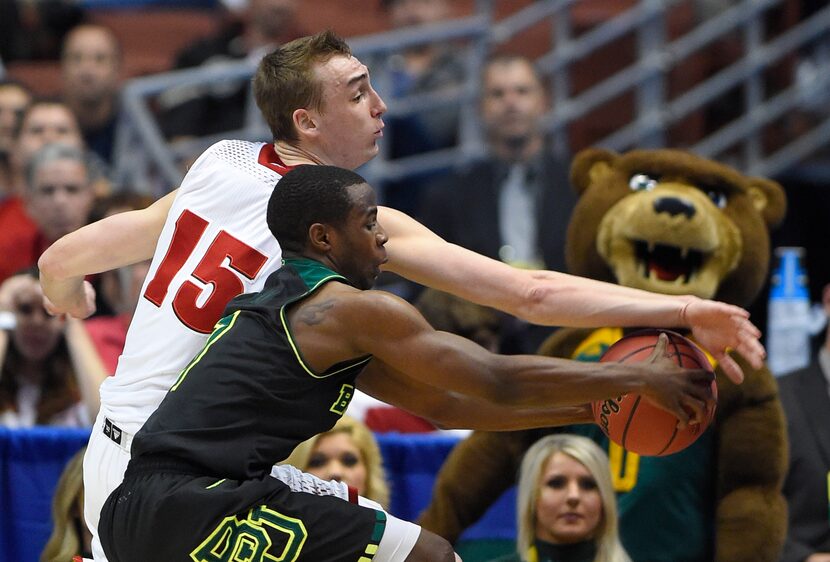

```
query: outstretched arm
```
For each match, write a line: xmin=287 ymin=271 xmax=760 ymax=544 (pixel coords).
xmin=356 ymin=359 xmax=594 ymax=431
xmin=39 ymin=190 xmax=177 ymax=318
xmin=332 ymin=290 xmax=715 ymax=426
xmin=378 ymin=205 xmax=763 ymax=383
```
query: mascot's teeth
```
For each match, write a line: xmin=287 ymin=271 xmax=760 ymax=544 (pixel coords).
xmin=681 ymin=247 xmax=689 ymax=259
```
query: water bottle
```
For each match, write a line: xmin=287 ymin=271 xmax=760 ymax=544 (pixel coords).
xmin=766 ymin=247 xmax=812 ymax=376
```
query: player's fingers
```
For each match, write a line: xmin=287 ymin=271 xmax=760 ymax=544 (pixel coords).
xmin=736 ymin=335 xmax=766 ymax=369
xmin=649 ymin=332 xmax=669 ymax=358
xmin=738 ymin=317 xmax=762 ymax=339
xmin=42 ymin=295 xmax=60 ymax=316
xmin=686 ymin=365 xmax=714 ymax=380
xmin=642 ymin=394 xmax=686 ymax=427
xmin=723 ymin=303 xmax=750 ymax=319
xmin=715 ymin=352 xmax=744 ymax=384
xmin=672 ymin=401 xmax=690 ymax=429
xmin=680 ymin=395 xmax=707 ymax=425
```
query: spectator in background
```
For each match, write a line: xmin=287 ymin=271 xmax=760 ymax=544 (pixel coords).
xmin=0 ymin=79 xmax=32 ymax=190
xmin=494 ymin=434 xmax=631 ymax=562
xmin=281 ymin=415 xmax=391 ymax=509
xmin=61 ymin=24 xmax=122 ymax=165
xmin=159 ymin=0 xmax=304 ymax=139
xmin=7 ymin=99 xmax=85 ymax=197
xmin=421 ymin=53 xmax=573 ymax=272
xmin=41 ymin=447 xmax=92 ymax=562
xmin=83 ymin=192 xmax=154 ymax=374
xmin=26 ymin=141 xmax=98 ymax=244
xmin=1 ymin=143 xmax=98 ymax=285
xmin=0 ymin=80 xmax=34 ymax=275
xmin=0 ymin=103 xmax=86 ymax=283
xmin=0 ymin=0 xmax=83 ymax=63
xmin=778 ymin=283 xmax=830 ymax=562
xmin=377 ymin=0 xmax=467 ymax=216
xmin=421 ymin=54 xmax=574 ymax=353
xmin=380 ymin=0 xmax=466 ymax=153
xmin=0 ymin=271 xmax=106 ymax=427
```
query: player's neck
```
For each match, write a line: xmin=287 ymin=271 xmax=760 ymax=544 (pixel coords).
xmin=273 ymin=141 xmax=325 ymax=167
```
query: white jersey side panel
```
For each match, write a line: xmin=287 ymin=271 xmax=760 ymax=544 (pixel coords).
xmin=99 ymin=140 xmax=285 ymax=424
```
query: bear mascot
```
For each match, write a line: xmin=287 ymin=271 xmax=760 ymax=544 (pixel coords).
xmin=418 ymin=148 xmax=789 ymax=562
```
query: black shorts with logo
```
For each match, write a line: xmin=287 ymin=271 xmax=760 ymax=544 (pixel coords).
xmin=99 ymin=457 xmax=386 ymax=562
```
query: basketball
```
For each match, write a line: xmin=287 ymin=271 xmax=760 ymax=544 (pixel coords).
xmin=592 ymin=329 xmax=717 ymax=456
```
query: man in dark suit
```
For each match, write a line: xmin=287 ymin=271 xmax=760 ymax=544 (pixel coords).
xmin=778 ymin=283 xmax=830 ymax=562
xmin=420 ymin=53 xmax=575 ymax=273
xmin=419 ymin=53 xmax=574 ymax=353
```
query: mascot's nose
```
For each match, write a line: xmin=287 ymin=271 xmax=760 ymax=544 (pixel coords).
xmin=653 ymin=196 xmax=696 ymax=219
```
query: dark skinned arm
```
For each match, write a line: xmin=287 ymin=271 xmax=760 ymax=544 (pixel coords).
xmin=336 ymin=290 xmax=715 ymax=426
xmin=356 ymin=359 xmax=594 ymax=431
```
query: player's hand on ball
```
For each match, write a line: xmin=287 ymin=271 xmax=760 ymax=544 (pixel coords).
xmin=640 ymin=333 xmax=716 ymax=428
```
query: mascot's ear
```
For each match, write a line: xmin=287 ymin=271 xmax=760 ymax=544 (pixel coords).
xmin=570 ymin=148 xmax=618 ymax=196
xmin=746 ymin=177 xmax=787 ymax=227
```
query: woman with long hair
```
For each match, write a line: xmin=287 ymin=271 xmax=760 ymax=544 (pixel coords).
xmin=41 ymin=447 xmax=92 ymax=561
xmin=0 ymin=271 xmax=105 ymax=426
xmin=503 ymin=434 xmax=631 ymax=562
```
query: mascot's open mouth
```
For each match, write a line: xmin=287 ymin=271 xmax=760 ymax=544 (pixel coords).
xmin=633 ymin=239 xmax=704 ymax=283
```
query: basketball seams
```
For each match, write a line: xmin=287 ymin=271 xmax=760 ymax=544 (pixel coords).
xmin=614 ymin=344 xmax=657 ymax=363
xmin=656 ymin=425 xmax=680 ymax=456
xmin=620 ymin=395 xmax=642 ymax=448
xmin=594 ymin=329 xmax=716 ymax=457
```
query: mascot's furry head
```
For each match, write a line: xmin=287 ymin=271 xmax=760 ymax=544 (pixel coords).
xmin=566 ymin=148 xmax=786 ymax=307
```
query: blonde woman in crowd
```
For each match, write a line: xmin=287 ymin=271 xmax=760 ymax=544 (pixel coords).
xmin=41 ymin=447 xmax=92 ymax=561
xmin=497 ymin=434 xmax=631 ymax=562
xmin=282 ymin=414 xmax=390 ymax=509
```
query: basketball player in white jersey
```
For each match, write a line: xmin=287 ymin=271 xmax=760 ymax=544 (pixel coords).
xmin=40 ymin=31 xmax=764 ymax=561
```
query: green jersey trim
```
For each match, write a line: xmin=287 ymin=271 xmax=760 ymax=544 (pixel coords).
xmin=282 ymin=257 xmax=343 ymax=289
xmin=171 ymin=310 xmax=241 ymax=391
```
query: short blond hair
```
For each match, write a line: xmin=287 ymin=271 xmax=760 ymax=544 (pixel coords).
xmin=253 ymin=30 xmax=352 ymax=142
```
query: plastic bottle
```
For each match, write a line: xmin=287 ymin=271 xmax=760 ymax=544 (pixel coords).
xmin=766 ymin=247 xmax=812 ymax=376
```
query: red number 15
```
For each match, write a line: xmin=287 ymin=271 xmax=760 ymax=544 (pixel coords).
xmin=143 ymin=209 xmax=268 ymax=334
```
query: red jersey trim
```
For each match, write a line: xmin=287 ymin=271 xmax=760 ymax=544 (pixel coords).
xmin=258 ymin=143 xmax=295 ymax=175
xmin=348 ymin=485 xmax=359 ymax=504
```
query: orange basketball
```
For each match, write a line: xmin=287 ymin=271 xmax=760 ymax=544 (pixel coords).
xmin=592 ymin=329 xmax=717 ymax=456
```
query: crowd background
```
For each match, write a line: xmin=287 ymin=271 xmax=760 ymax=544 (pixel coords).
xmin=0 ymin=0 xmax=829 ymax=561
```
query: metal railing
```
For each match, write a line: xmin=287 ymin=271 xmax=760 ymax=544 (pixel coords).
xmin=111 ymin=0 xmax=830 ymax=196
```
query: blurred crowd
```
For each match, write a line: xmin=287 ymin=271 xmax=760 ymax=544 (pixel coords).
xmin=1 ymin=1 xmax=828 ymax=561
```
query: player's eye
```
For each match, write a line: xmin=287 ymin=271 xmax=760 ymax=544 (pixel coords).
xmin=629 ymin=173 xmax=657 ymax=192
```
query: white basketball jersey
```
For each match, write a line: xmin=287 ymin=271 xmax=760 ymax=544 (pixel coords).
xmin=99 ymin=140 xmax=291 ymax=424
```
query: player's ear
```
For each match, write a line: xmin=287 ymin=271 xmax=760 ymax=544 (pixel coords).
xmin=308 ymin=223 xmax=332 ymax=252
xmin=293 ymin=108 xmax=317 ymax=137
